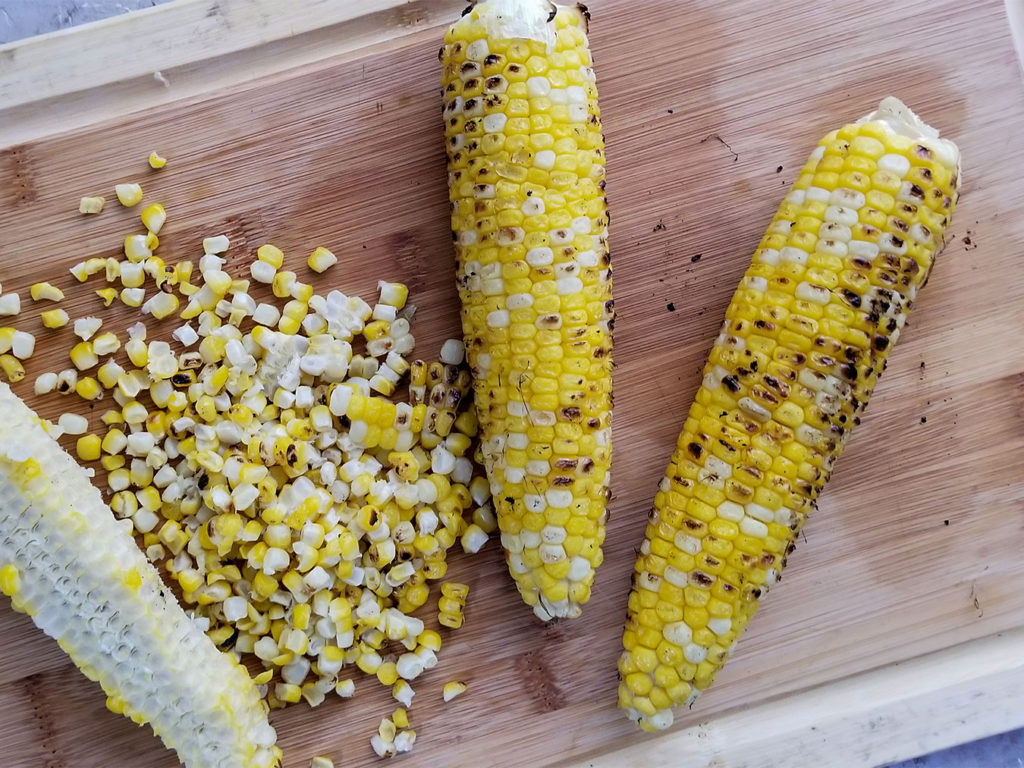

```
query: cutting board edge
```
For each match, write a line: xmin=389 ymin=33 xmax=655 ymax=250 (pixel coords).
xmin=566 ymin=623 xmax=1024 ymax=768
xmin=0 ymin=0 xmax=466 ymax=148
xmin=1 ymin=0 xmax=1022 ymax=765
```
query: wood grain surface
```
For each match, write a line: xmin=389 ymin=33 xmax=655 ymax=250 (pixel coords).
xmin=1 ymin=1 xmax=1023 ymax=766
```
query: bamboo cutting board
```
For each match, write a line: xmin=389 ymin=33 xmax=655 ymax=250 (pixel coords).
xmin=1 ymin=1 xmax=1023 ymax=766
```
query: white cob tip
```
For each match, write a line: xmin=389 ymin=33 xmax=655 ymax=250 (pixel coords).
xmin=461 ymin=0 xmax=562 ymax=48
xmin=858 ymin=97 xmax=960 ymax=174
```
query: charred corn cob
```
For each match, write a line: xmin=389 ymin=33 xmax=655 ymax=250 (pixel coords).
xmin=0 ymin=383 xmax=279 ymax=767
xmin=441 ymin=0 xmax=614 ymax=620
xmin=618 ymin=98 xmax=961 ymax=730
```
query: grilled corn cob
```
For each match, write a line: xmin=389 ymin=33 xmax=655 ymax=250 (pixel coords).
xmin=618 ymin=98 xmax=961 ymax=730
xmin=441 ymin=0 xmax=613 ymax=620
xmin=0 ymin=382 xmax=279 ymax=767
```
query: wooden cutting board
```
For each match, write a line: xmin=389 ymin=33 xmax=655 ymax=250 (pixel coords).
xmin=1 ymin=1 xmax=1023 ymax=766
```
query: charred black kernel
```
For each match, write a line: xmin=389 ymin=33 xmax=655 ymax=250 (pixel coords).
xmin=840 ymin=363 xmax=858 ymax=380
xmin=552 ymin=476 xmax=573 ymax=486
xmin=687 ymin=442 xmax=704 ymax=459
xmin=914 ymin=144 xmax=933 ymax=159
xmin=908 ymin=184 xmax=925 ymax=200
xmin=872 ymin=335 xmax=890 ymax=351
xmin=197 ymin=473 xmax=209 ymax=490
xmin=692 ymin=571 xmax=714 ymax=587
xmin=484 ymin=54 xmax=502 ymax=67
xmin=722 ymin=375 xmax=741 ymax=393
xmin=561 ymin=406 xmax=582 ymax=421
xmin=852 ymin=257 xmax=872 ymax=270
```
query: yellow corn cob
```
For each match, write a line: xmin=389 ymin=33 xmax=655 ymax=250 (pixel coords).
xmin=618 ymin=98 xmax=961 ymax=730
xmin=441 ymin=0 xmax=613 ymax=620
xmin=0 ymin=382 xmax=280 ymax=767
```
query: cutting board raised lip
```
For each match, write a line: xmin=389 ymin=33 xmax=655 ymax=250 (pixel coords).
xmin=1 ymin=1 xmax=1023 ymax=766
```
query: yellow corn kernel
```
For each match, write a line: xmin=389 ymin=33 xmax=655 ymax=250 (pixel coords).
xmin=442 ymin=681 xmax=467 ymax=702
xmin=70 ymin=341 xmax=98 ymax=371
xmin=115 ymin=183 xmax=143 ymax=207
xmin=96 ymin=288 xmax=117 ymax=307
xmin=41 ymin=309 xmax=69 ymax=328
xmin=257 ymin=244 xmax=285 ymax=269
xmin=31 ymin=282 xmax=65 ymax=302
xmin=148 ymin=151 xmax=167 ymax=169
xmin=0 ymin=355 xmax=25 ymax=383
xmin=75 ymin=377 xmax=103 ymax=401
xmin=141 ymin=203 xmax=167 ymax=234
xmin=76 ymin=434 xmax=102 ymax=461
xmin=120 ymin=288 xmax=145 ymax=307
xmin=308 ymin=247 xmax=338 ymax=273
xmin=79 ymin=196 xmax=105 ymax=214
xmin=124 ymin=234 xmax=152 ymax=262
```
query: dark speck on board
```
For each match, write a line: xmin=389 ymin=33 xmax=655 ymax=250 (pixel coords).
xmin=691 ymin=253 xmax=702 ymax=263
xmin=776 ymin=165 xmax=783 ymax=173
xmin=666 ymin=302 xmax=675 ymax=312
xmin=920 ymin=416 xmax=927 ymax=424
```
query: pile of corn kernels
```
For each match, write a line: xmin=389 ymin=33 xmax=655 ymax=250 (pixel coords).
xmin=1 ymin=154 xmax=486 ymax=761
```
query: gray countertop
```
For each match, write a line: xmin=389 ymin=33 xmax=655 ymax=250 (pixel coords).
xmin=1 ymin=2 xmax=1021 ymax=767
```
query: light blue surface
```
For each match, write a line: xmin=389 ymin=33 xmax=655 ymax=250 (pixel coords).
xmin=1 ymin=1 xmax=1020 ymax=766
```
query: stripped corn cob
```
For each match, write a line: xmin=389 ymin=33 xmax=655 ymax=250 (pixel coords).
xmin=441 ymin=0 xmax=613 ymax=620
xmin=618 ymin=98 xmax=961 ymax=730
xmin=0 ymin=382 xmax=279 ymax=767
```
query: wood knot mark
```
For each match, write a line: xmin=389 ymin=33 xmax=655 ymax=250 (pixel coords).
xmin=23 ymin=671 xmax=61 ymax=767
xmin=390 ymin=231 xmax=428 ymax=292
xmin=513 ymin=649 xmax=566 ymax=712
xmin=1 ymin=146 xmax=38 ymax=206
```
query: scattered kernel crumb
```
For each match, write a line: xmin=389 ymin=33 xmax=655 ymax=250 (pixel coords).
xmin=690 ymin=253 xmax=702 ymax=263
xmin=79 ymin=196 xmax=105 ymax=214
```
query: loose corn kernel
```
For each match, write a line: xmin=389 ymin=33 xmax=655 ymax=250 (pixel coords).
xmin=442 ymin=681 xmax=467 ymax=702
xmin=148 ymin=151 xmax=167 ymax=169
xmin=0 ymin=355 xmax=25 ymax=382
xmin=115 ymin=183 xmax=143 ymax=207
xmin=203 ymin=235 xmax=229 ymax=254
xmin=0 ymin=294 xmax=21 ymax=316
xmin=70 ymin=341 xmax=98 ymax=371
xmin=310 ymin=758 xmax=334 ymax=768
xmin=96 ymin=288 xmax=117 ymax=306
xmin=75 ymin=377 xmax=103 ymax=401
xmin=141 ymin=203 xmax=167 ymax=234
xmin=79 ymin=196 xmax=105 ymax=214
xmin=257 ymin=244 xmax=285 ymax=269
xmin=41 ymin=308 xmax=69 ymax=328
xmin=308 ymin=247 xmax=337 ymax=273
xmin=92 ymin=333 xmax=120 ymax=356
xmin=30 ymin=282 xmax=65 ymax=302
xmin=377 ymin=281 xmax=408 ymax=308
xmin=121 ymin=288 xmax=146 ymax=307
xmin=143 ymin=292 xmax=179 ymax=320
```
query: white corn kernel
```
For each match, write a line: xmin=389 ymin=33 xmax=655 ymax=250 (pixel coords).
xmin=114 ymin=183 xmax=143 ymax=207
xmin=0 ymin=294 xmax=21 ymax=316
xmin=203 ymin=235 xmax=230 ymax=254
xmin=57 ymin=412 xmax=89 ymax=435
